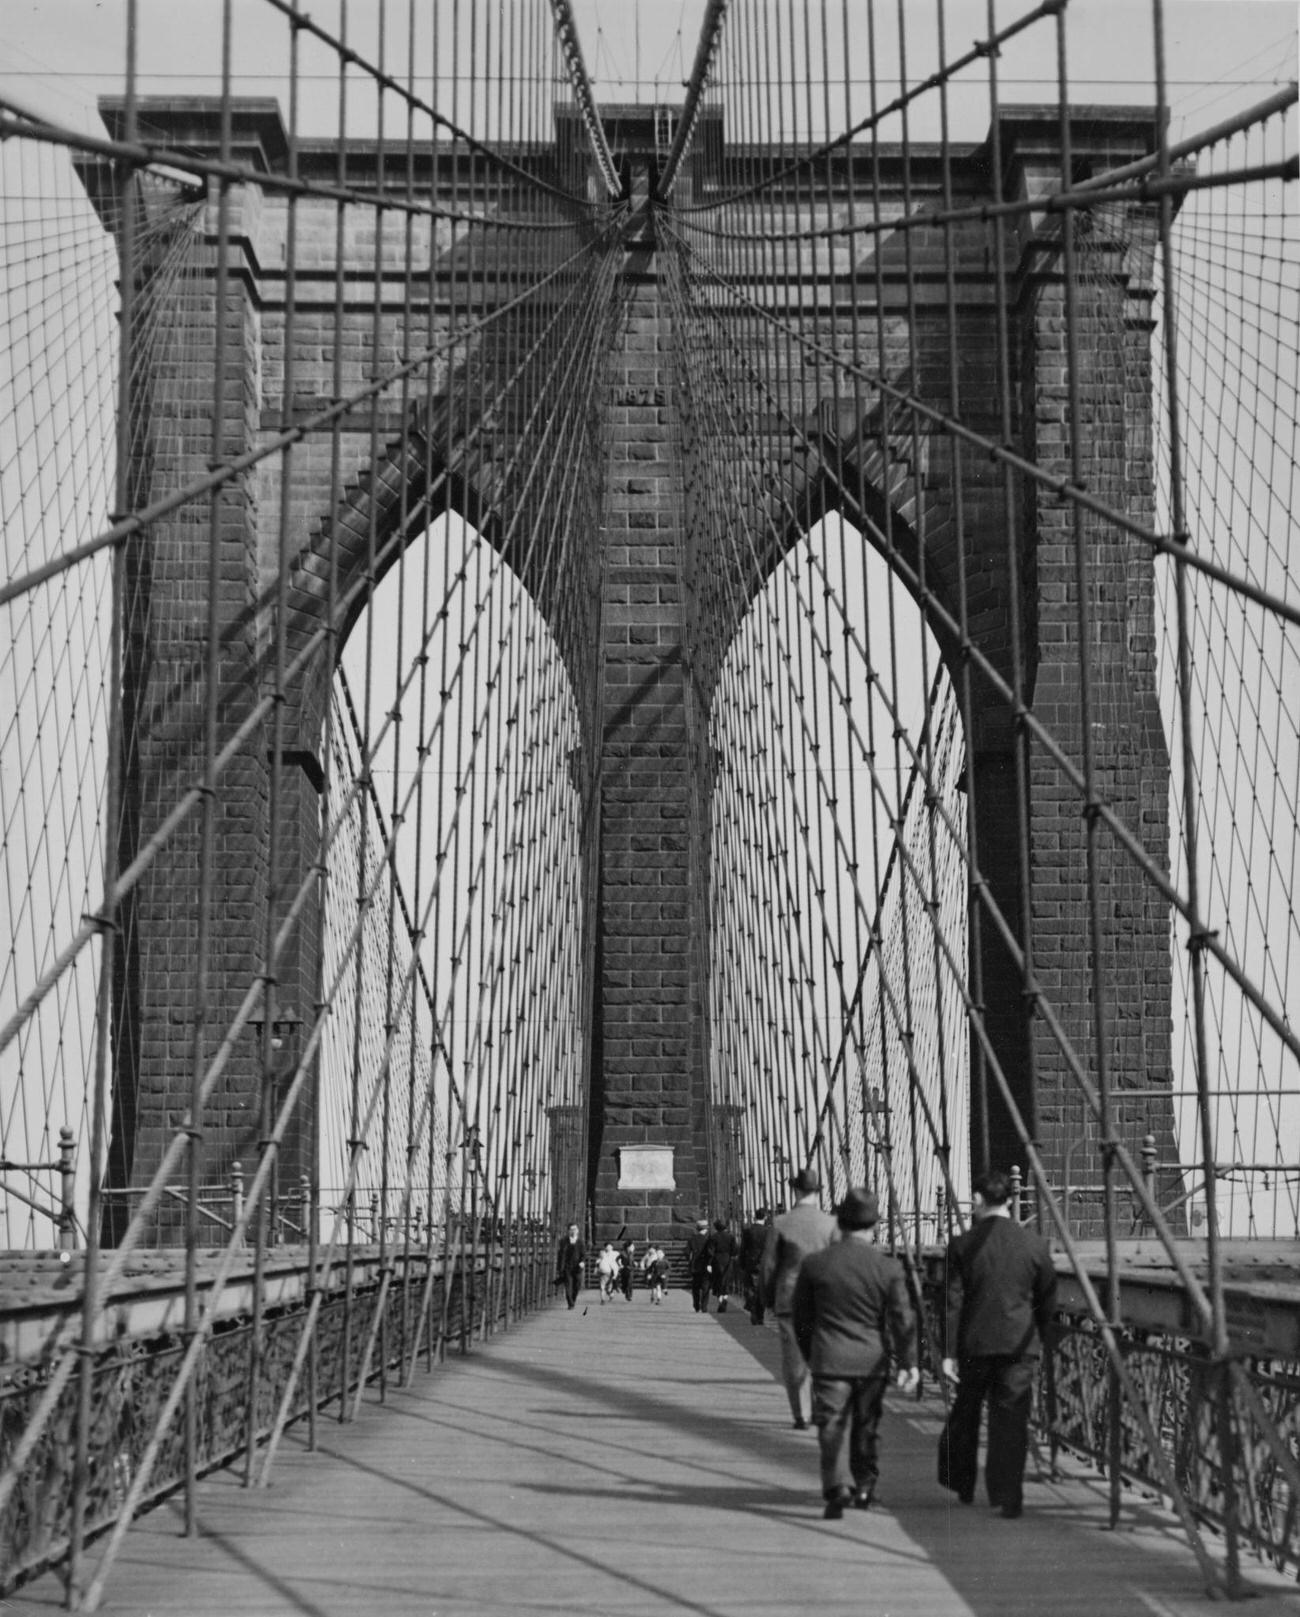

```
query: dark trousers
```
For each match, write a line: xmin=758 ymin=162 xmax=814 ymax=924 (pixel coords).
xmin=691 ymin=1269 xmax=711 ymax=1312
xmin=560 ymin=1269 xmax=582 ymax=1307
xmin=743 ymin=1270 xmax=765 ymax=1324
xmin=812 ymin=1373 xmax=887 ymax=1501
xmin=940 ymin=1354 xmax=1035 ymax=1508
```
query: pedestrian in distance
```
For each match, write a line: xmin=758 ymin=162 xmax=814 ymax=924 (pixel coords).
xmin=938 ymin=1169 xmax=1058 ymax=1519
xmin=554 ymin=1220 xmax=586 ymax=1310
xmin=760 ymin=1165 xmax=838 ymax=1427
xmin=596 ymin=1241 xmax=620 ymax=1303
xmin=642 ymin=1243 xmax=669 ymax=1304
xmin=618 ymin=1237 xmax=636 ymax=1300
xmin=739 ymin=1206 xmax=770 ymax=1324
xmin=685 ymin=1216 xmax=713 ymax=1312
xmin=792 ymin=1187 xmax=919 ymax=1520
xmin=708 ymin=1218 xmax=738 ymax=1312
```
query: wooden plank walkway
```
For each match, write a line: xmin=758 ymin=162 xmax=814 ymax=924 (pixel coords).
xmin=9 ymin=1294 xmax=1296 ymax=1616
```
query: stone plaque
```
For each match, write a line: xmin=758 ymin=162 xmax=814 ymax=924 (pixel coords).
xmin=617 ymin=1145 xmax=675 ymax=1190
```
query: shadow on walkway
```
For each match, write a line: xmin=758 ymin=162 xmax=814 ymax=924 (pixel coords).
xmin=7 ymin=1298 xmax=1294 ymax=1616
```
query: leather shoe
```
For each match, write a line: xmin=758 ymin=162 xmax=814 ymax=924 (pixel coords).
xmin=823 ymin=1495 xmax=846 ymax=1520
xmin=999 ymin=1502 xmax=1023 ymax=1519
xmin=851 ymin=1489 xmax=874 ymax=1511
xmin=792 ymin=1417 xmax=808 ymax=1430
xmin=957 ymin=1489 xmax=974 ymax=1505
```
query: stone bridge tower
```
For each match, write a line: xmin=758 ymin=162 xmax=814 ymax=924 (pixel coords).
xmin=85 ymin=98 xmax=1175 ymax=1246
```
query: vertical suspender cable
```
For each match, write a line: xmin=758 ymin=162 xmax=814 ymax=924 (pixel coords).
xmin=68 ymin=2 xmax=137 ymax=1601
xmin=1051 ymin=1 xmax=1122 ymax=1531
xmin=249 ymin=0 xmax=285 ymax=1475
xmin=184 ymin=0 xmax=236 ymax=1522
xmin=1150 ymin=0 xmax=1240 ymax=1588
xmin=980 ymin=0 xmax=1040 ymax=1231
xmin=396 ymin=0 xmax=422 ymax=1382
xmin=334 ymin=0 xmax=362 ymax=1421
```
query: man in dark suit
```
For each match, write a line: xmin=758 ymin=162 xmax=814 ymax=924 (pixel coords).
xmin=554 ymin=1221 xmax=586 ymax=1309
xmin=792 ymin=1187 xmax=918 ymax=1519
xmin=685 ymin=1217 xmax=712 ymax=1312
xmin=738 ymin=1206 xmax=770 ymax=1323
xmin=939 ymin=1169 xmax=1057 ymax=1518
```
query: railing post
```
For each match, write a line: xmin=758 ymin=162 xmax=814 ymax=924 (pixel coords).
xmin=1140 ymin=1135 xmax=1157 ymax=1229
xmin=57 ymin=1127 xmax=77 ymax=1251
xmin=1009 ymin=1163 xmax=1022 ymax=1221
xmin=300 ymin=1174 xmax=312 ymax=1243
xmin=230 ymin=1161 xmax=244 ymax=1246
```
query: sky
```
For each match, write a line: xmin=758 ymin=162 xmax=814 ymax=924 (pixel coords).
xmin=0 ymin=0 xmax=1294 ymax=146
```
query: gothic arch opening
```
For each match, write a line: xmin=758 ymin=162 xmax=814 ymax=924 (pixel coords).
xmin=314 ymin=510 xmax=588 ymax=1245
xmin=706 ymin=511 xmax=969 ymax=1239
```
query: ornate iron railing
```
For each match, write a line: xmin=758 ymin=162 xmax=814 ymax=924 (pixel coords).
xmin=1 ymin=1242 xmax=552 ymax=1597
xmin=914 ymin=1252 xmax=1300 ymax=1582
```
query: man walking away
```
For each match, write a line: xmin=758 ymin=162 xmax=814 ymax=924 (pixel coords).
xmin=760 ymin=1166 xmax=837 ymax=1427
xmin=708 ymin=1218 xmax=738 ymax=1312
xmin=939 ymin=1169 xmax=1057 ymax=1518
xmin=793 ymin=1188 xmax=918 ymax=1519
xmin=739 ymin=1207 xmax=770 ymax=1324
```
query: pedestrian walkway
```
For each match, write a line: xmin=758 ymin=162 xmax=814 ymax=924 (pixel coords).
xmin=9 ymin=1294 xmax=1296 ymax=1616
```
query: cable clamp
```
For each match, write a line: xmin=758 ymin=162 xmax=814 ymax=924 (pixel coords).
xmin=1186 ymin=926 xmax=1219 ymax=955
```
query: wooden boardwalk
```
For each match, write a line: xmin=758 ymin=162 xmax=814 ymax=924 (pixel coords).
xmin=9 ymin=1294 xmax=1296 ymax=1616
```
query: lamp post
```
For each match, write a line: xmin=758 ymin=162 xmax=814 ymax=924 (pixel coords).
xmin=463 ymin=1125 xmax=483 ymax=1245
xmin=250 ymin=1014 xmax=302 ymax=1243
xmin=864 ymin=1088 xmax=892 ymax=1243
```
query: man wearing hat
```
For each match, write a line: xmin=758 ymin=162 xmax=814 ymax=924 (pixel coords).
xmin=685 ymin=1217 xmax=713 ymax=1313
xmin=792 ymin=1187 xmax=919 ymax=1518
xmin=759 ymin=1165 xmax=837 ymax=1426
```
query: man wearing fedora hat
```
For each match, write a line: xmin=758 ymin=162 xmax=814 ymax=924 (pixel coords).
xmin=792 ymin=1187 xmax=919 ymax=1518
xmin=685 ymin=1216 xmax=713 ymax=1312
xmin=759 ymin=1165 xmax=838 ymax=1427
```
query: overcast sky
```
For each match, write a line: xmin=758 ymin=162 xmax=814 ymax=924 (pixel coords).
xmin=0 ymin=1 xmax=1294 ymax=147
